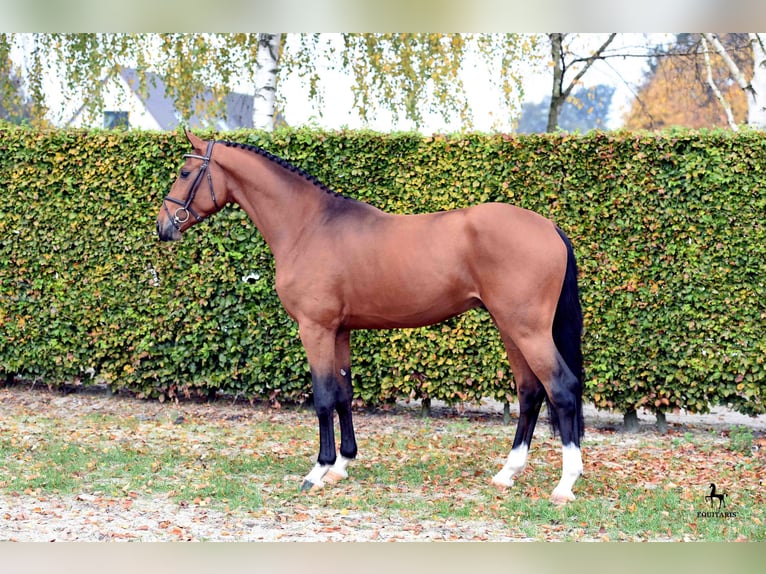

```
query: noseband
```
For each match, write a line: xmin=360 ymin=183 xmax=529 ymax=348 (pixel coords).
xmin=163 ymin=140 xmax=221 ymax=230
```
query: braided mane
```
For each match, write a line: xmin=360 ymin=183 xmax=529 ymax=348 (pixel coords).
xmin=221 ymin=140 xmax=348 ymax=199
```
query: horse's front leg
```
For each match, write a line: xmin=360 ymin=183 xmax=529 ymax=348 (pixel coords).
xmin=299 ymin=323 xmax=356 ymax=491
xmin=323 ymin=328 xmax=357 ymax=485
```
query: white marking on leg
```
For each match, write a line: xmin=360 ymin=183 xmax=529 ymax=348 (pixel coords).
xmin=329 ymin=455 xmax=351 ymax=479
xmin=324 ymin=455 xmax=352 ymax=484
xmin=551 ymin=443 xmax=583 ymax=503
xmin=304 ymin=462 xmax=330 ymax=488
xmin=491 ymin=444 xmax=529 ymax=487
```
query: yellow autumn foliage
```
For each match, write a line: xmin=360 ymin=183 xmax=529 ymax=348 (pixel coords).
xmin=624 ymin=37 xmax=752 ymax=130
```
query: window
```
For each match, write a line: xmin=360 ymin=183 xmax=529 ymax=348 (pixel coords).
xmin=104 ymin=111 xmax=129 ymax=130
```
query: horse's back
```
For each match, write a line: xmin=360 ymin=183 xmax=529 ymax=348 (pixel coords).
xmin=278 ymin=200 xmax=567 ymax=330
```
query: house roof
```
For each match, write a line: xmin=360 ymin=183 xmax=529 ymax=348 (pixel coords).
xmin=119 ymin=68 xmax=254 ymax=131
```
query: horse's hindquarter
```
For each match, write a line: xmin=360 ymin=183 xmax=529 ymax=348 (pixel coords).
xmin=466 ymin=202 xmax=568 ymax=294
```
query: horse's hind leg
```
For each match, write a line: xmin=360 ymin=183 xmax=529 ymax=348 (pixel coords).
xmin=491 ymin=337 xmax=547 ymax=489
xmin=490 ymin=310 xmax=583 ymax=503
xmin=516 ymin=335 xmax=583 ymax=504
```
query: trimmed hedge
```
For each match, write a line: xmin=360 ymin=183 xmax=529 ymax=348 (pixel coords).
xmin=0 ymin=126 xmax=764 ymax=417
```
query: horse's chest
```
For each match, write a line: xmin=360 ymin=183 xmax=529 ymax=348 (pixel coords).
xmin=274 ymin=264 xmax=344 ymax=324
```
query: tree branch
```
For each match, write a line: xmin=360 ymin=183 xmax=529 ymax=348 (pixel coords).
xmin=702 ymin=33 xmax=753 ymax=95
xmin=700 ymin=35 xmax=738 ymax=131
xmin=561 ymin=33 xmax=617 ymax=100
xmin=598 ymin=54 xmax=657 ymax=129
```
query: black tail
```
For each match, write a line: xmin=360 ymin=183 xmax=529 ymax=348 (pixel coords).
xmin=550 ymin=226 xmax=585 ymax=440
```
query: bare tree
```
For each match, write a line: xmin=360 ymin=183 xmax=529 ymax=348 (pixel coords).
xmin=547 ymin=33 xmax=617 ymax=132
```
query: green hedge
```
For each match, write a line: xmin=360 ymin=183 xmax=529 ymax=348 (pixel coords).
xmin=1 ymin=126 xmax=764 ymax=417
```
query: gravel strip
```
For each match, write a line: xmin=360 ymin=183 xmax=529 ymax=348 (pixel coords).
xmin=1 ymin=491 xmax=533 ymax=542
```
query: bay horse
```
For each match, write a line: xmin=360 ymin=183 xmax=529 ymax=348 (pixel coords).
xmin=157 ymin=129 xmax=585 ymax=504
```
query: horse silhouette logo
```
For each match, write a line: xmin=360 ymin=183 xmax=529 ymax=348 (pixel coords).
xmin=704 ymin=483 xmax=727 ymax=509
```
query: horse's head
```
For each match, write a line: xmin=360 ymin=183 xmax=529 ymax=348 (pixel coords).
xmin=157 ymin=129 xmax=227 ymax=241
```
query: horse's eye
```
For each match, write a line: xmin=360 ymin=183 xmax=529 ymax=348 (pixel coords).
xmin=180 ymin=169 xmax=191 ymax=179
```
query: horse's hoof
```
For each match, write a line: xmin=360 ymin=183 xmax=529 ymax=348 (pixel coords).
xmin=301 ymin=480 xmax=323 ymax=492
xmin=550 ymin=489 xmax=576 ymax=505
xmin=490 ymin=477 xmax=513 ymax=491
xmin=323 ymin=470 xmax=346 ymax=485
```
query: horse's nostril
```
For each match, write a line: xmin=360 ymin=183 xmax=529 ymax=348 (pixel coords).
xmin=157 ymin=219 xmax=171 ymax=242
xmin=156 ymin=218 xmax=182 ymax=242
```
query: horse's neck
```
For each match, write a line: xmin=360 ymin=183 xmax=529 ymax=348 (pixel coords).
xmin=228 ymin=154 xmax=326 ymax=259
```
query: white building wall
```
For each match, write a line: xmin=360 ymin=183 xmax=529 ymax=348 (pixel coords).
xmin=67 ymin=76 xmax=162 ymax=130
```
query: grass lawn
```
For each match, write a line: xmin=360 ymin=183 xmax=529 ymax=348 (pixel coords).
xmin=0 ymin=386 xmax=763 ymax=541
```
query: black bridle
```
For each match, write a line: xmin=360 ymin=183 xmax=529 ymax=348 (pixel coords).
xmin=163 ymin=140 xmax=221 ymax=230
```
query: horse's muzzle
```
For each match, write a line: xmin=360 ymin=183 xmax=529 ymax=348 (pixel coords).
xmin=157 ymin=217 xmax=182 ymax=242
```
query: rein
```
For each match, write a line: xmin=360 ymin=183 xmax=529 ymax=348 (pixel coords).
xmin=163 ymin=140 xmax=221 ymax=230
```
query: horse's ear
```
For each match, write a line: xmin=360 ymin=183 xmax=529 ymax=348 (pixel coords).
xmin=184 ymin=128 xmax=204 ymax=150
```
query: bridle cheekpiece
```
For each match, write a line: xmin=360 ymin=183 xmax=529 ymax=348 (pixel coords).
xmin=163 ymin=140 xmax=221 ymax=230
